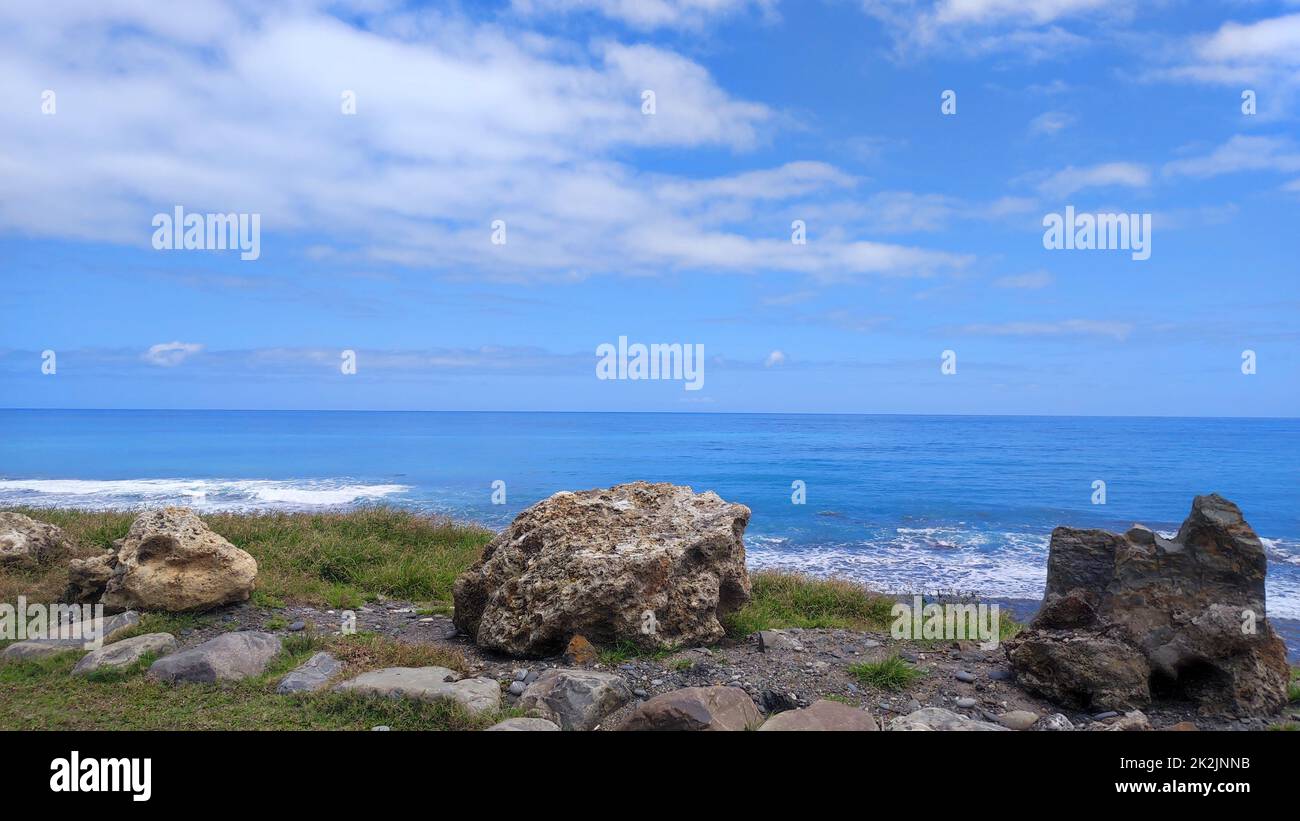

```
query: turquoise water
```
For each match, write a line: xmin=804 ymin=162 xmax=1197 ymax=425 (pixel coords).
xmin=2 ymin=409 xmax=1297 ymax=623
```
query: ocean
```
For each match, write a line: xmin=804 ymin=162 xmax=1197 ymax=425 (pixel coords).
xmin=2 ymin=409 xmax=1298 ymax=629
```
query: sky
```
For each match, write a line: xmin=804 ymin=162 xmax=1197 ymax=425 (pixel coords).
xmin=1 ymin=0 xmax=1298 ymax=416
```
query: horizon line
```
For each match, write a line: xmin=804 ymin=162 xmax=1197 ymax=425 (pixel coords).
xmin=2 ymin=407 xmax=1298 ymax=421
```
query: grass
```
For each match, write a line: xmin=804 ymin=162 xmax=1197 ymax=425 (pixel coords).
xmin=723 ymin=570 xmax=897 ymax=636
xmin=847 ymin=654 xmax=924 ymax=691
xmin=0 ymin=506 xmax=1020 ymax=728
xmin=595 ymin=638 xmax=679 ymax=665
xmin=0 ymin=506 xmax=492 ymax=609
xmin=0 ymin=630 xmax=502 ymax=731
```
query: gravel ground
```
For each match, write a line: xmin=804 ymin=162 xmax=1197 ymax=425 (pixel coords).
xmin=169 ymin=599 xmax=1295 ymax=731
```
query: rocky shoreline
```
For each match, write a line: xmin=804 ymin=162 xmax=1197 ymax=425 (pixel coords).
xmin=2 ymin=484 xmax=1297 ymax=731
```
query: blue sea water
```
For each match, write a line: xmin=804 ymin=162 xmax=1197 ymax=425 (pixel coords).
xmin=2 ymin=410 xmax=1298 ymax=626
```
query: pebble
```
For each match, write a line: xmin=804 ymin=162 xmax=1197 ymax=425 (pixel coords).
xmin=955 ymin=697 xmax=977 ymax=709
xmin=288 ymin=621 xmax=305 ymax=632
xmin=998 ymin=710 xmax=1041 ymax=731
xmin=988 ymin=668 xmax=1014 ymax=681
xmin=512 ymin=668 xmax=529 ymax=682
xmin=955 ymin=670 xmax=976 ymax=683
xmin=507 ymin=681 xmax=527 ymax=696
xmin=633 ymin=688 xmax=648 ymax=698
xmin=371 ymin=726 xmax=391 ymax=732
xmin=1092 ymin=711 xmax=1119 ymax=721
xmin=1038 ymin=713 xmax=1074 ymax=731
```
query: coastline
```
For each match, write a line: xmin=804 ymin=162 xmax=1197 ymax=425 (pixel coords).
xmin=4 ymin=503 xmax=1297 ymax=664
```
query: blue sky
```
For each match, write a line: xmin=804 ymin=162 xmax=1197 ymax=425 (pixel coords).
xmin=1 ymin=0 xmax=1298 ymax=415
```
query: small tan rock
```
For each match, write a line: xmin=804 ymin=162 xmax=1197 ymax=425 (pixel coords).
xmin=997 ymin=710 xmax=1041 ymax=731
xmin=1168 ymin=721 xmax=1198 ymax=731
xmin=758 ymin=699 xmax=878 ymax=731
xmin=563 ymin=635 xmax=598 ymax=665
xmin=622 ymin=686 xmax=761 ymax=731
xmin=1103 ymin=710 xmax=1152 ymax=731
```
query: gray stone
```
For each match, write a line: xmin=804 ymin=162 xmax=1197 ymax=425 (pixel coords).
xmin=888 ymin=707 xmax=1009 ymax=731
xmin=758 ymin=630 xmax=804 ymax=653
xmin=276 ymin=651 xmax=342 ymax=694
xmin=288 ymin=621 xmax=306 ymax=632
xmin=512 ymin=668 xmax=529 ymax=682
xmin=485 ymin=717 xmax=561 ymax=732
xmin=147 ymin=631 xmax=282 ymax=684
xmin=333 ymin=666 xmax=501 ymax=715
xmin=72 ymin=633 xmax=177 ymax=676
xmin=954 ymin=670 xmax=976 ymax=683
xmin=954 ymin=697 xmax=978 ymax=709
xmin=371 ymin=725 xmax=391 ymax=731
xmin=507 ymin=680 xmax=527 ymax=696
xmin=516 ymin=668 xmax=631 ymax=731
xmin=0 ymin=610 xmax=140 ymax=660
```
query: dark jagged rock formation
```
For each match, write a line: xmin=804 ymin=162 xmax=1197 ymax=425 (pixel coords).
xmin=1008 ymin=494 xmax=1290 ymax=715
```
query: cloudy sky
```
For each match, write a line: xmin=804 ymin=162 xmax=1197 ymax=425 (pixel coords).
xmin=1 ymin=0 xmax=1297 ymax=415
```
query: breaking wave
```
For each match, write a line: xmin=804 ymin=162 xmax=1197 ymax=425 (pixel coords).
xmin=0 ymin=478 xmax=409 ymax=512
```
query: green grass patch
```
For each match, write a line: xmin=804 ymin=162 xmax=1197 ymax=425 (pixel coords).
xmin=595 ymin=638 xmax=679 ymax=666
xmin=724 ymin=570 xmax=896 ymax=636
xmin=0 ymin=630 xmax=488 ymax=730
xmin=847 ymin=654 xmax=924 ymax=691
xmin=0 ymin=506 xmax=493 ymax=609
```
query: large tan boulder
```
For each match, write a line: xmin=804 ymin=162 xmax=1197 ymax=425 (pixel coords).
xmin=93 ymin=508 xmax=257 ymax=612
xmin=0 ymin=512 xmax=72 ymax=568
xmin=1008 ymin=494 xmax=1290 ymax=716
xmin=453 ymin=482 xmax=751 ymax=656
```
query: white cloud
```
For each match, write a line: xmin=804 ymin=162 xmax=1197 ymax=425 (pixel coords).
xmin=1157 ymin=12 xmax=1300 ymax=101
xmin=1036 ymin=162 xmax=1151 ymax=198
xmin=1164 ymin=135 xmax=1300 ymax=178
xmin=1198 ymin=12 xmax=1300 ymax=65
xmin=143 ymin=342 xmax=204 ymax=367
xmin=764 ymin=350 xmax=787 ymax=367
xmin=957 ymin=319 xmax=1133 ymax=340
xmin=0 ymin=3 xmax=970 ymax=284
xmin=932 ymin=0 xmax=1115 ymax=26
xmin=1029 ymin=110 xmax=1073 ymax=136
xmin=512 ymin=0 xmax=777 ymax=30
xmin=994 ymin=270 xmax=1053 ymax=289
xmin=859 ymin=0 xmax=1128 ymax=57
